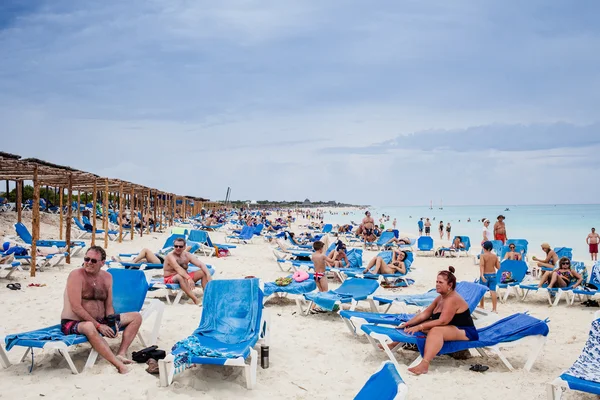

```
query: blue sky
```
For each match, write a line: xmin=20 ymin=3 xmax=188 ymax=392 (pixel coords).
xmin=1 ymin=0 xmax=599 ymax=205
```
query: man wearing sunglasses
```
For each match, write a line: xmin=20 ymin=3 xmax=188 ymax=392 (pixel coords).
xmin=163 ymin=237 xmax=212 ymax=305
xmin=61 ymin=246 xmax=142 ymax=374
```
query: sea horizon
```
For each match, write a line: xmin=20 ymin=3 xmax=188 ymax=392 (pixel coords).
xmin=323 ymin=203 xmax=600 ymax=261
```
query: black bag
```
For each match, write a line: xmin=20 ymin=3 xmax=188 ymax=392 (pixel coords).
xmin=132 ymin=346 xmax=166 ymax=363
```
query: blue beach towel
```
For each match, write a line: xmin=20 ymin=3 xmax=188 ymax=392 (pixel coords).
xmin=172 ymin=279 xmax=262 ymax=367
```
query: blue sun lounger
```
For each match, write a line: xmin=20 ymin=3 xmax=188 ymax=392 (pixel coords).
xmin=0 ymin=268 xmax=164 ymax=374
xmin=496 ymin=260 xmax=528 ymax=303
xmin=299 ymin=278 xmax=380 ymax=315
xmin=148 ymin=265 xmax=216 ymax=305
xmin=363 ymin=312 xmax=549 ymax=371
xmin=417 ymin=236 xmax=434 ymax=255
xmin=340 ymin=251 xmax=414 ymax=285
xmin=158 ymin=278 xmax=269 ymax=389
xmin=520 ymin=261 xmax=587 ymax=306
xmin=355 ymin=361 xmax=407 ymax=400
xmin=568 ymin=261 xmax=600 ymax=305
xmin=547 ymin=312 xmax=600 ymax=399
xmin=225 ymin=225 xmax=255 ymax=244
xmin=14 ymin=222 xmax=85 ymax=256
xmin=342 ymin=281 xmax=488 ymax=335
xmin=263 ymin=275 xmax=317 ymax=306
xmin=72 ymin=217 xmax=118 ymax=240
xmin=187 ymin=229 xmax=236 ymax=257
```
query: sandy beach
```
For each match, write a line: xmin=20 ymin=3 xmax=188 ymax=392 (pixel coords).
xmin=0 ymin=209 xmax=597 ymax=400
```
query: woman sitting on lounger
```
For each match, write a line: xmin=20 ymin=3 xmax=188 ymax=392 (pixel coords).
xmin=394 ymin=266 xmax=478 ymax=375
xmin=503 ymin=243 xmax=522 ymax=261
xmin=537 ymin=257 xmax=583 ymax=289
xmin=363 ymin=250 xmax=407 ymax=275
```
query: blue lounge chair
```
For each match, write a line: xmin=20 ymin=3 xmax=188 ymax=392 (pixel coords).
xmin=72 ymin=217 xmax=118 ymax=241
xmin=147 ymin=265 xmax=216 ymax=305
xmin=568 ymin=261 xmax=600 ymax=305
xmin=13 ymin=222 xmax=85 ymax=256
xmin=0 ymin=268 xmax=164 ymax=374
xmin=340 ymin=251 xmax=414 ymax=285
xmin=554 ymin=247 xmax=573 ymax=261
xmin=355 ymin=361 xmax=407 ymax=400
xmin=158 ymin=278 xmax=269 ymax=389
xmin=507 ymin=238 xmax=529 ymax=260
xmin=520 ymin=261 xmax=587 ymax=306
xmin=342 ymin=281 xmax=488 ymax=335
xmin=547 ymin=312 xmax=600 ymax=399
xmin=225 ymin=225 xmax=255 ymax=244
xmin=439 ymin=236 xmax=471 ymax=257
xmin=417 ymin=236 xmax=434 ymax=255
xmin=496 ymin=259 xmax=529 ymax=303
xmin=363 ymin=312 xmax=549 ymax=371
xmin=263 ymin=274 xmax=317 ymax=305
xmin=370 ymin=231 xmax=396 ymax=251
xmin=0 ymin=261 xmax=22 ymax=279
xmin=299 ymin=278 xmax=380 ymax=315
xmin=187 ymin=229 xmax=236 ymax=257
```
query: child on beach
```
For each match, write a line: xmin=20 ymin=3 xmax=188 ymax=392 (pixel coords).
xmin=479 ymin=241 xmax=500 ymax=313
xmin=312 ymin=240 xmax=335 ymax=292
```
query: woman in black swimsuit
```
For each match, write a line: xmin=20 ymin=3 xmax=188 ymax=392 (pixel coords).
xmin=438 ymin=221 xmax=444 ymax=240
xmin=397 ymin=266 xmax=478 ymax=375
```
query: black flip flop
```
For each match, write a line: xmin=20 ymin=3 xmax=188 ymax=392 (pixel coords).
xmin=13 ymin=283 xmax=21 ymax=289
xmin=6 ymin=283 xmax=20 ymax=290
xmin=469 ymin=364 xmax=489 ymax=372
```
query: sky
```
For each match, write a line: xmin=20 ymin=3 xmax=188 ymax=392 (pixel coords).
xmin=1 ymin=0 xmax=599 ymax=206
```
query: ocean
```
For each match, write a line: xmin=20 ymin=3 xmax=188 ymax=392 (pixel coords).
xmin=323 ymin=204 xmax=600 ymax=260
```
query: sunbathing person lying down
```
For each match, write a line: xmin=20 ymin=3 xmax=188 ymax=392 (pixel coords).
xmin=363 ymin=250 xmax=407 ymax=275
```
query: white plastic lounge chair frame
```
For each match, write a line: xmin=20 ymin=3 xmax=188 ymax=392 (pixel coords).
xmin=0 ymin=299 xmax=164 ymax=374
xmin=365 ymin=324 xmax=547 ymax=372
xmin=158 ymin=311 xmax=271 ymax=389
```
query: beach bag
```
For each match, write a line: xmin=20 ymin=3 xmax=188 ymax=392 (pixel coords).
xmin=218 ymin=248 xmax=229 ymax=257
xmin=501 ymin=271 xmax=515 ymax=284
xmin=132 ymin=345 xmax=166 ymax=363
xmin=84 ymin=223 xmax=93 ymax=231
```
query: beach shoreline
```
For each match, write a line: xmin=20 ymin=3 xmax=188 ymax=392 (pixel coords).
xmin=0 ymin=208 xmax=597 ymax=399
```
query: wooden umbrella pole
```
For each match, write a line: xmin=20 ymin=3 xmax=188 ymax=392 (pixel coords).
xmin=66 ymin=174 xmax=73 ymax=264
xmin=16 ymin=180 xmax=22 ymax=223
xmin=31 ymin=166 xmax=40 ymax=277
xmin=153 ymin=190 xmax=157 ymax=232
xmin=130 ymin=187 xmax=134 ymax=240
xmin=159 ymin=193 xmax=163 ymax=231
xmin=103 ymin=178 xmax=108 ymax=249
xmin=92 ymin=179 xmax=97 ymax=246
xmin=118 ymin=182 xmax=123 ymax=243
xmin=139 ymin=192 xmax=143 ymax=238
xmin=76 ymin=190 xmax=81 ymax=221
xmin=59 ymin=186 xmax=64 ymax=240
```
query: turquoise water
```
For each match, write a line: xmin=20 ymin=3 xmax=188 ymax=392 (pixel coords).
xmin=324 ymin=204 xmax=600 ymax=260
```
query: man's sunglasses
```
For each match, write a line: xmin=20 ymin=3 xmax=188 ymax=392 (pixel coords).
xmin=173 ymin=245 xmax=185 ymax=249
xmin=84 ymin=257 xmax=100 ymax=264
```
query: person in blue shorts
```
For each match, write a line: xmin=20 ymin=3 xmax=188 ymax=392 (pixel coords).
xmin=479 ymin=241 xmax=500 ymax=313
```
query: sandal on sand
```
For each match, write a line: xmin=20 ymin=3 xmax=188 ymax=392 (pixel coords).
xmin=146 ymin=358 xmax=159 ymax=374
xmin=469 ymin=364 xmax=489 ymax=372
xmin=310 ymin=308 xmax=327 ymax=314
xmin=6 ymin=283 xmax=21 ymax=290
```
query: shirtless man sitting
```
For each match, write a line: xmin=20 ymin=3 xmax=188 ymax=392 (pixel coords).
xmin=363 ymin=250 xmax=408 ymax=275
xmin=61 ymin=246 xmax=142 ymax=374
xmin=163 ymin=238 xmax=212 ymax=305
xmin=532 ymin=243 xmax=558 ymax=270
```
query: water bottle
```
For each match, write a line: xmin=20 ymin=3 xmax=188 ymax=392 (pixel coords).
xmin=260 ymin=345 xmax=269 ymax=369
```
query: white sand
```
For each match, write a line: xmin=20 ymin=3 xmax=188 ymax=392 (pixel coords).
xmin=0 ymin=210 xmax=597 ymax=400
